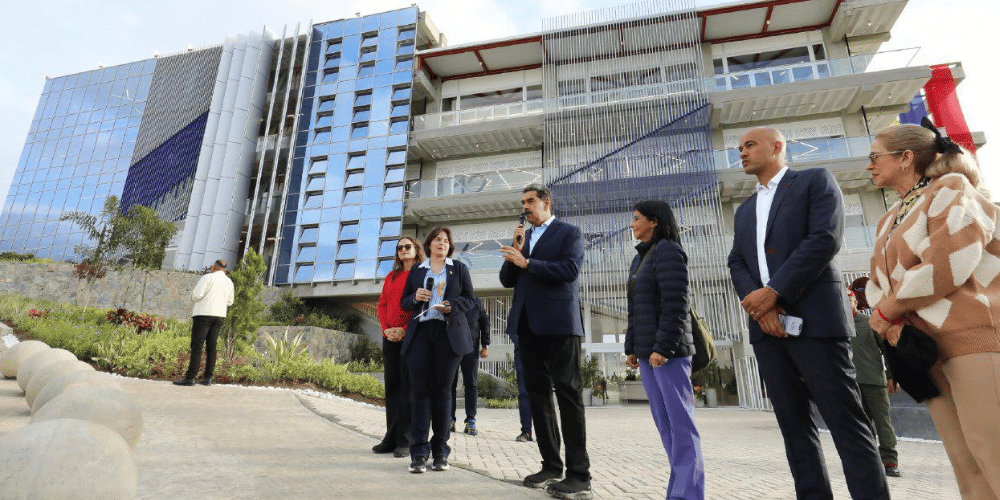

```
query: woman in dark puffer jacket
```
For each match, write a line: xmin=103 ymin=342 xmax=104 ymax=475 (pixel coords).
xmin=625 ymin=200 xmax=704 ymax=500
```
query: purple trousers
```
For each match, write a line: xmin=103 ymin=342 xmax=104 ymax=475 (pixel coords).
xmin=639 ymin=356 xmax=705 ymax=500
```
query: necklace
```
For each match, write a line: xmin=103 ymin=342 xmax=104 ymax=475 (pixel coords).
xmin=889 ymin=176 xmax=931 ymax=234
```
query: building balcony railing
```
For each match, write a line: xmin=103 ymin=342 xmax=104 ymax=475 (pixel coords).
xmin=708 ymin=47 xmax=920 ymax=92
xmin=412 ymin=100 xmax=544 ymax=130
xmin=411 ymin=48 xmax=919 ymax=131
xmin=715 ymin=135 xmax=876 ymax=169
xmin=406 ymin=168 xmax=542 ymax=199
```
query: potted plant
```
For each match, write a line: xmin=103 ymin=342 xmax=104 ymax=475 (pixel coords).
xmin=618 ymin=368 xmax=647 ymax=403
xmin=580 ymin=354 xmax=603 ymax=406
xmin=690 ymin=359 xmax=721 ymax=407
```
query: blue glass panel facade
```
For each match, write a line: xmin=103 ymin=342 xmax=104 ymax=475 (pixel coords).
xmin=276 ymin=6 xmax=418 ymax=284
xmin=0 ymin=60 xmax=156 ymax=261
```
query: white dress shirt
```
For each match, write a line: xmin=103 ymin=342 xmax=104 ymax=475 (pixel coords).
xmin=191 ymin=270 xmax=235 ymax=318
xmin=755 ymin=166 xmax=789 ymax=287
xmin=527 ymin=215 xmax=556 ymax=255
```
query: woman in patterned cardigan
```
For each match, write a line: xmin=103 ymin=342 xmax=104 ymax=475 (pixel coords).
xmin=865 ymin=118 xmax=1000 ymax=498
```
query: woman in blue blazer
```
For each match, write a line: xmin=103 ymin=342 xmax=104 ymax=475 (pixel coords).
xmin=624 ymin=200 xmax=704 ymax=499
xmin=400 ymin=226 xmax=475 ymax=473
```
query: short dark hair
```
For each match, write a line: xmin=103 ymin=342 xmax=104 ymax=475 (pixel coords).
xmin=423 ymin=227 xmax=455 ymax=258
xmin=634 ymin=200 xmax=681 ymax=244
xmin=523 ymin=183 xmax=553 ymax=204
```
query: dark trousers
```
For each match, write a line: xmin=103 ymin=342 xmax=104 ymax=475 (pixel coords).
xmin=514 ymin=343 xmax=532 ymax=434
xmin=753 ymin=336 xmax=889 ymax=500
xmin=451 ymin=344 xmax=479 ymax=421
xmin=858 ymin=383 xmax=898 ymax=465
xmin=407 ymin=320 xmax=462 ymax=460
xmin=381 ymin=336 xmax=411 ymax=448
xmin=518 ymin=314 xmax=590 ymax=481
xmin=184 ymin=315 xmax=224 ymax=380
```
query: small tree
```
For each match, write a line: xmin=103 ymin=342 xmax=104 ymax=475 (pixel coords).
xmin=222 ymin=248 xmax=266 ymax=359
xmin=60 ymin=195 xmax=131 ymax=311
xmin=120 ymin=205 xmax=177 ymax=310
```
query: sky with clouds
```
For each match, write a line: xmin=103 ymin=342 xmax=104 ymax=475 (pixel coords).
xmin=0 ymin=0 xmax=996 ymax=209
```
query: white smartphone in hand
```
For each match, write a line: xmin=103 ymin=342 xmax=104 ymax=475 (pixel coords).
xmin=779 ymin=314 xmax=804 ymax=337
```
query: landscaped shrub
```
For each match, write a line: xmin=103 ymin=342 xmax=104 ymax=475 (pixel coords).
xmin=349 ymin=336 xmax=382 ymax=364
xmin=476 ymin=371 xmax=518 ymax=400
xmin=103 ymin=307 xmax=167 ymax=333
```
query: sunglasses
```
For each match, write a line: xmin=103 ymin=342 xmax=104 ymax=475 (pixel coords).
xmin=867 ymin=150 xmax=903 ymax=163
xmin=396 ymin=243 xmax=413 ymax=251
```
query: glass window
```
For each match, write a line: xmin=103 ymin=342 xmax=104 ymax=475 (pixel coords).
xmin=361 ymin=33 xmax=379 ymax=48
xmin=390 ymin=103 xmax=409 ymax=118
xmin=394 ymin=57 xmax=413 ymax=73
xmin=324 ymin=55 xmax=341 ymax=69
xmin=343 ymin=188 xmax=362 ymax=204
xmin=384 ymin=184 xmax=403 ymax=200
xmin=442 ymin=97 xmax=456 ymax=112
xmin=386 ymin=149 xmax=406 ymax=165
xmin=459 ymin=88 xmax=521 ymax=110
xmin=558 ymin=79 xmax=585 ymax=96
xmin=391 ymin=86 xmax=411 ymax=102
xmin=812 ymin=44 xmax=826 ymax=61
xmin=339 ymin=221 xmax=359 ymax=239
xmin=397 ymin=43 xmax=414 ymax=56
xmin=294 ymin=264 xmax=314 ymax=282
xmin=380 ymin=219 xmax=401 ymax=237
xmin=359 ymin=49 xmax=377 ymax=64
xmin=378 ymin=239 xmax=397 ymax=258
xmin=315 ymin=114 xmax=333 ymax=128
xmin=726 ymin=46 xmax=811 ymax=73
xmin=353 ymin=107 xmax=370 ymax=122
xmin=345 ymin=170 xmax=364 ymax=187
xmin=337 ymin=242 xmax=357 ymax=259
xmin=357 ymin=62 xmax=375 ymax=78
xmin=326 ymin=40 xmax=343 ymax=54
xmin=335 ymin=261 xmax=355 ymax=280
xmin=309 ymin=157 xmax=328 ymax=174
xmin=300 ymin=226 xmax=319 ymax=243
xmin=355 ymin=91 xmax=372 ymax=107
xmin=526 ymin=84 xmax=543 ymax=101
xmin=322 ymin=68 xmax=339 ymax=83
xmin=385 ymin=166 xmax=404 ymax=183
xmin=398 ymin=27 xmax=415 ymax=40
xmin=306 ymin=176 xmax=325 ymax=192
xmin=351 ymin=123 xmax=369 ymax=139
xmin=389 ymin=118 xmax=408 ymax=134
xmin=347 ymin=153 xmax=366 ymax=169
xmin=313 ymin=128 xmax=331 ymax=143
xmin=376 ymin=259 xmax=394 ymax=278
xmin=297 ymin=245 xmax=316 ymax=262
xmin=317 ymin=97 xmax=336 ymax=114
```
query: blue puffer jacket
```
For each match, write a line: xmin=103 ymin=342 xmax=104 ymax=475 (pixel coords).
xmin=625 ymin=238 xmax=694 ymax=359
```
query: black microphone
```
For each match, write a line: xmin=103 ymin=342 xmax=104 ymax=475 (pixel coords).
xmin=517 ymin=212 xmax=527 ymax=244
xmin=423 ymin=276 xmax=434 ymax=313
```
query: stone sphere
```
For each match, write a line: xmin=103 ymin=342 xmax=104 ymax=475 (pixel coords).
xmin=32 ymin=370 xmax=122 ymax=414
xmin=25 ymin=359 xmax=94 ymax=408
xmin=32 ymin=385 xmax=144 ymax=447
xmin=17 ymin=348 xmax=76 ymax=391
xmin=0 ymin=418 xmax=137 ymax=500
xmin=0 ymin=340 xmax=49 ymax=379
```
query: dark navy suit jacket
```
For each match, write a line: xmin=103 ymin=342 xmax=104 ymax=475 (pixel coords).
xmin=727 ymin=167 xmax=855 ymax=343
xmin=400 ymin=259 xmax=476 ymax=357
xmin=499 ymin=218 xmax=585 ymax=338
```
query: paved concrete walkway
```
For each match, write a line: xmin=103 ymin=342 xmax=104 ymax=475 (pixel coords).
xmin=1 ymin=376 xmax=961 ymax=499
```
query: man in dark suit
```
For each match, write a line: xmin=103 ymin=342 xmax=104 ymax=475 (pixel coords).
xmin=727 ymin=127 xmax=890 ymax=500
xmin=500 ymin=183 xmax=591 ymax=500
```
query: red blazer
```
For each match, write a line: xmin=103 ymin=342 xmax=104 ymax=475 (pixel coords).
xmin=377 ymin=269 xmax=413 ymax=334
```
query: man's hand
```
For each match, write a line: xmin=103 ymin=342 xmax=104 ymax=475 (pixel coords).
xmin=500 ymin=246 xmax=528 ymax=269
xmin=758 ymin=308 xmax=788 ymax=338
xmin=626 ymin=354 xmax=639 ymax=369
xmin=480 ymin=346 xmax=489 ymax=359
xmin=741 ymin=287 xmax=779 ymax=322
xmin=511 ymin=225 xmax=526 ymax=252
xmin=887 ymin=378 xmax=900 ymax=394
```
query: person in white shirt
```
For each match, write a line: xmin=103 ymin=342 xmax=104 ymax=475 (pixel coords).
xmin=174 ymin=259 xmax=235 ymax=386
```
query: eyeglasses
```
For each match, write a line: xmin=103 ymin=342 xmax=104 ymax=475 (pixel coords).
xmin=867 ymin=150 xmax=903 ymax=163
xmin=396 ymin=244 xmax=413 ymax=252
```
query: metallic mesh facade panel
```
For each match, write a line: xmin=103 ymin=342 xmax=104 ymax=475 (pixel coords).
xmin=272 ymin=7 xmax=419 ymax=285
xmin=120 ymin=112 xmax=209 ymax=219
xmin=130 ymin=47 xmax=223 ymax=162
xmin=0 ymin=59 xmax=156 ymax=261
xmin=542 ymin=0 xmax=742 ymax=344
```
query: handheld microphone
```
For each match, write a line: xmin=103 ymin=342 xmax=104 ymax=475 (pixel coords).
xmin=423 ymin=277 xmax=434 ymax=312
xmin=517 ymin=212 xmax=527 ymax=244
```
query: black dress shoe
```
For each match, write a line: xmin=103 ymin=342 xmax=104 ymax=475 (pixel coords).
xmin=173 ymin=378 xmax=195 ymax=386
xmin=515 ymin=431 xmax=533 ymax=442
xmin=199 ymin=378 xmax=212 ymax=386
xmin=393 ymin=447 xmax=408 ymax=458
xmin=372 ymin=441 xmax=395 ymax=454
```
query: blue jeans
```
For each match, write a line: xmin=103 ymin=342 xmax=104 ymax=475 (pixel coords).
xmin=639 ymin=356 xmax=704 ymax=500
xmin=407 ymin=320 xmax=462 ymax=460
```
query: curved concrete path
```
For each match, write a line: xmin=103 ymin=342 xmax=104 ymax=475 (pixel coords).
xmin=1 ymin=375 xmax=961 ymax=499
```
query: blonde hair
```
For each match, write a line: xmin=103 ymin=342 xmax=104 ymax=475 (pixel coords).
xmin=876 ymin=124 xmax=983 ymax=192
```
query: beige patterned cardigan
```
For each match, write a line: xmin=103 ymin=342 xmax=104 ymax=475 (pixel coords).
xmin=867 ymin=172 xmax=1000 ymax=361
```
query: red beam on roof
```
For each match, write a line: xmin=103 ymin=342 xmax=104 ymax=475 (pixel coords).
xmin=701 ymin=14 xmax=708 ymax=43
xmin=473 ymin=49 xmax=488 ymax=71
xmin=420 ymin=35 xmax=544 ymax=60
xmin=705 ymin=22 xmax=829 ymax=44
xmin=416 ymin=56 xmax=438 ymax=80
xmin=441 ymin=63 xmax=542 ymax=82
xmin=826 ymin=0 xmax=846 ymax=24
xmin=762 ymin=5 xmax=774 ymax=34
xmin=698 ymin=0 xmax=814 ymax=17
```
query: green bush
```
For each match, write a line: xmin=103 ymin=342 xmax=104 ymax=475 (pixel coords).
xmin=346 ymin=359 xmax=384 ymax=373
xmin=476 ymin=371 xmax=518 ymax=400
xmin=350 ymin=336 xmax=382 ymax=363
xmin=265 ymin=291 xmax=357 ymax=332
xmin=484 ymin=398 xmax=519 ymax=409
xmin=0 ymin=252 xmax=54 ymax=263
xmin=0 ymin=292 xmax=385 ymax=400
